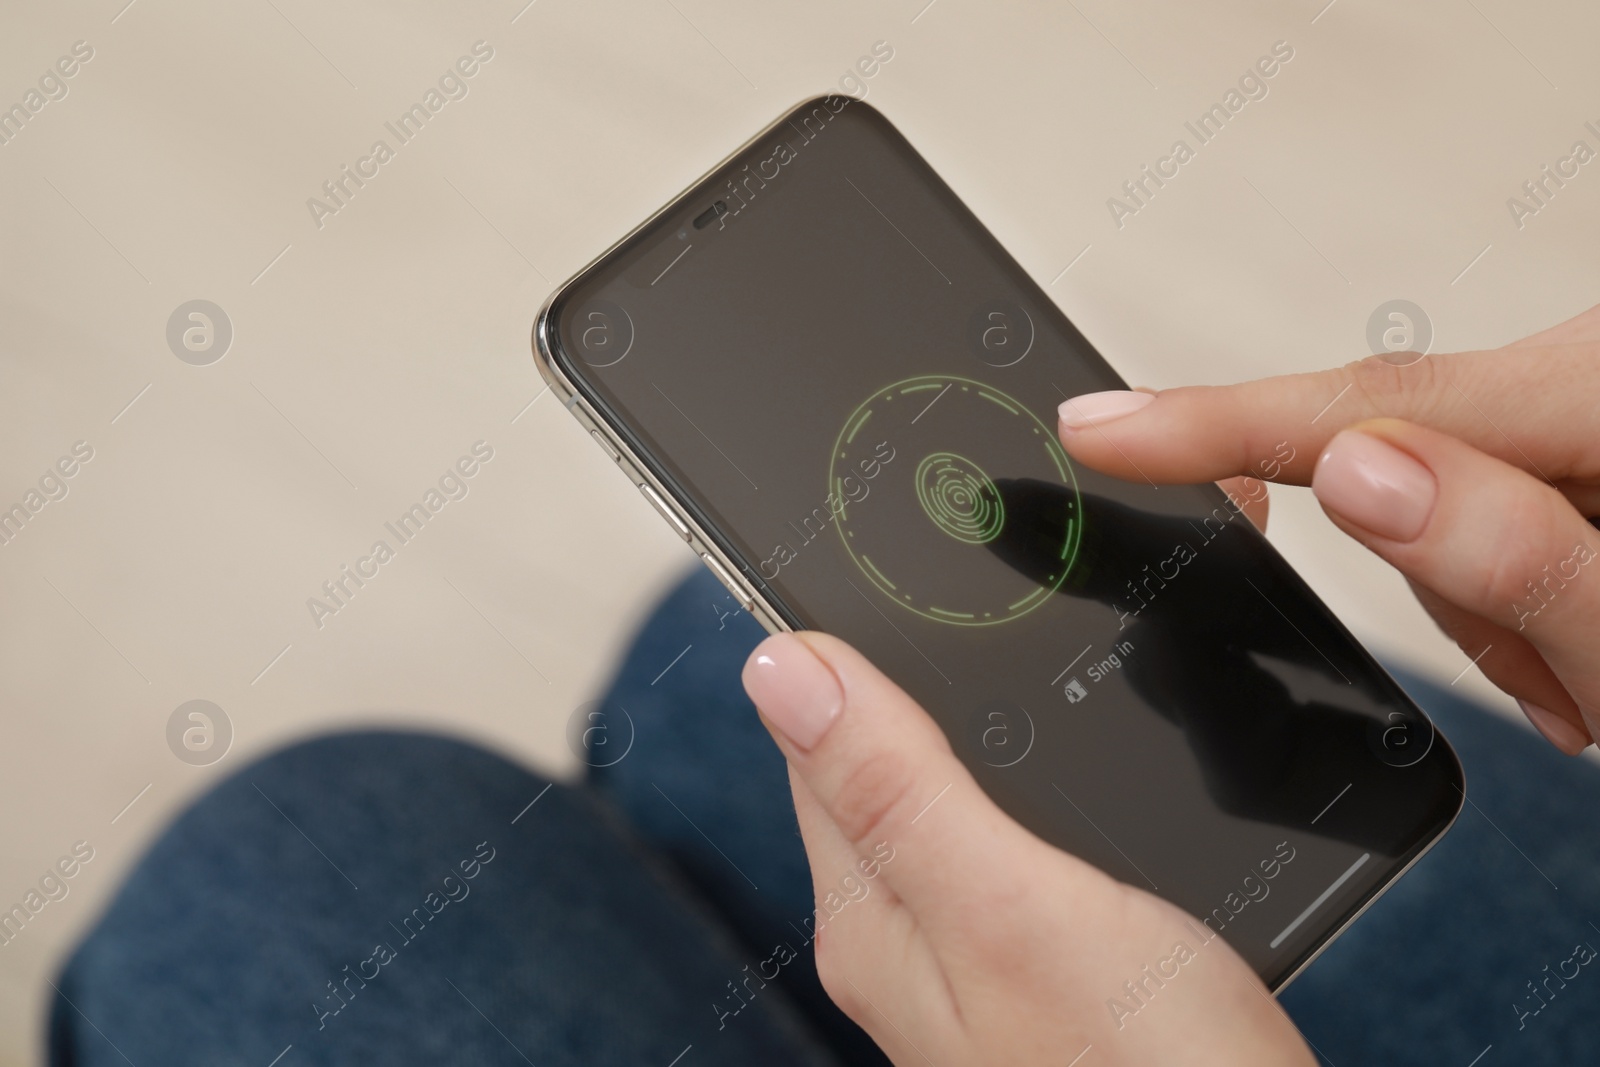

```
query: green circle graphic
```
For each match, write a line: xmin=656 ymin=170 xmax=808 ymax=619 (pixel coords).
xmin=828 ymin=375 xmax=1083 ymax=626
xmin=915 ymin=452 xmax=1005 ymax=544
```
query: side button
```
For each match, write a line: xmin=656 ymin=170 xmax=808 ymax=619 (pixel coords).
xmin=639 ymin=483 xmax=690 ymax=540
xmin=590 ymin=429 xmax=620 ymax=463
xmin=701 ymin=553 xmax=754 ymax=610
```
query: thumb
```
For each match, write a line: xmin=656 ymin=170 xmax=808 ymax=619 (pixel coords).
xmin=741 ymin=631 xmax=1084 ymax=938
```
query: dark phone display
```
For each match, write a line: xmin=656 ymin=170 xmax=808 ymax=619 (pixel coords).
xmin=548 ymin=98 xmax=1461 ymax=988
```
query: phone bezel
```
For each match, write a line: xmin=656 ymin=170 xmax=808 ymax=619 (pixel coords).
xmin=529 ymin=94 xmax=1464 ymax=994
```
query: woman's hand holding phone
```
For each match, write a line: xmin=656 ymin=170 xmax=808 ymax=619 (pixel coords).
xmin=739 ymin=304 xmax=1598 ymax=1063
xmin=1057 ymin=304 xmax=1600 ymax=755
xmin=741 ymin=631 xmax=1316 ymax=1066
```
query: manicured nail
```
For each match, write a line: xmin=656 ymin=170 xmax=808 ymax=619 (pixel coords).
xmin=1517 ymin=699 xmax=1591 ymax=755
xmin=1058 ymin=390 xmax=1155 ymax=430
xmin=1311 ymin=430 xmax=1436 ymax=543
xmin=742 ymin=634 xmax=843 ymax=751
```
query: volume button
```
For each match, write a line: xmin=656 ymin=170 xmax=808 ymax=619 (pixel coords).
xmin=701 ymin=553 xmax=754 ymax=610
xmin=590 ymin=429 xmax=620 ymax=462
xmin=639 ymin=483 xmax=691 ymax=540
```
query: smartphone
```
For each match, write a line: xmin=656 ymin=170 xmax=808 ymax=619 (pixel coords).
xmin=532 ymin=95 xmax=1463 ymax=990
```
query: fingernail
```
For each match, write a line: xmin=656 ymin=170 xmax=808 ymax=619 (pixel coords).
xmin=1517 ymin=699 xmax=1591 ymax=755
xmin=1311 ymin=430 xmax=1436 ymax=542
xmin=742 ymin=634 xmax=843 ymax=751
xmin=1058 ymin=390 xmax=1155 ymax=430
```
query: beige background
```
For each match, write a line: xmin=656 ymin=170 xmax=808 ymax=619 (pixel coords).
xmin=1 ymin=0 xmax=1596 ymax=1061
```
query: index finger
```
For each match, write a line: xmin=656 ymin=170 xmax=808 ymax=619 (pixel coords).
xmin=1056 ymin=344 xmax=1600 ymax=487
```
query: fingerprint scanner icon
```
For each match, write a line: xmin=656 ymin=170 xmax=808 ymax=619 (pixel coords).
xmin=915 ymin=452 xmax=1004 ymax=544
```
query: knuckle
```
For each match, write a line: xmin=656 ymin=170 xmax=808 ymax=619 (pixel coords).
xmin=812 ymin=938 xmax=864 ymax=1020
xmin=1343 ymin=353 xmax=1443 ymax=418
xmin=828 ymin=750 xmax=917 ymax=850
xmin=1473 ymin=488 xmax=1576 ymax=614
xmin=1478 ymin=536 xmax=1542 ymax=613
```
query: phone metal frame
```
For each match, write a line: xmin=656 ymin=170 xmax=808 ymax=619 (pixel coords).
xmin=528 ymin=94 xmax=1462 ymax=995
xmin=530 ymin=99 xmax=845 ymax=638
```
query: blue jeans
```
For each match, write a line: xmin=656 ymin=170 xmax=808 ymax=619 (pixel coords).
xmin=51 ymin=569 xmax=1600 ymax=1065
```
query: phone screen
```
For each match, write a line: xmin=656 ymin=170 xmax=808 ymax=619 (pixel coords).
xmin=545 ymin=97 xmax=1461 ymax=987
